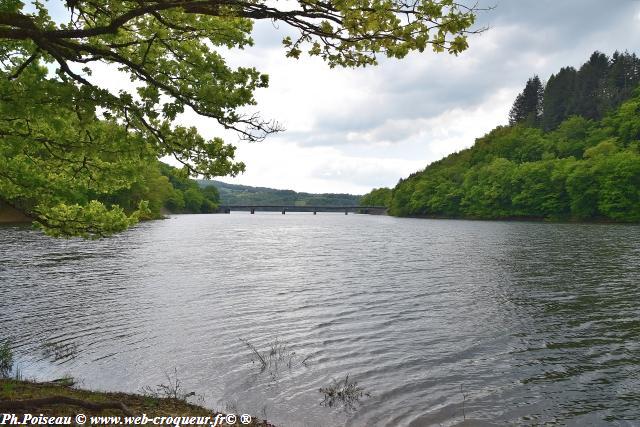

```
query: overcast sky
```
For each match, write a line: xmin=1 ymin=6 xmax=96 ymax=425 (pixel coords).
xmin=186 ymin=0 xmax=637 ymax=194
xmin=46 ymin=1 xmax=640 ymax=194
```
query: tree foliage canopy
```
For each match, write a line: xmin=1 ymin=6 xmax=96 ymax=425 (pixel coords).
xmin=513 ymin=51 xmax=640 ymax=130
xmin=359 ymin=187 xmax=392 ymax=207
xmin=508 ymin=75 xmax=543 ymax=127
xmin=0 ymin=0 xmax=481 ymax=237
xmin=374 ymin=52 xmax=640 ymax=222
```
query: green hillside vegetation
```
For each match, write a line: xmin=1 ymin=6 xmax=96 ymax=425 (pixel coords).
xmin=0 ymin=159 xmax=219 ymax=232
xmin=359 ymin=188 xmax=393 ymax=207
xmin=199 ymin=180 xmax=360 ymax=206
xmin=369 ymin=51 xmax=640 ymax=222
xmin=101 ymin=162 xmax=221 ymax=220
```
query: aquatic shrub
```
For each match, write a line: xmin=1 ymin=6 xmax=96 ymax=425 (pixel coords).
xmin=0 ymin=340 xmax=13 ymax=378
xmin=41 ymin=341 xmax=78 ymax=362
xmin=240 ymin=337 xmax=311 ymax=381
xmin=140 ymin=368 xmax=196 ymax=402
xmin=319 ymin=375 xmax=370 ymax=411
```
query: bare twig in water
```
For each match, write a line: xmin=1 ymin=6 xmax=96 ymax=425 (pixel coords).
xmin=240 ymin=337 xmax=311 ymax=380
xmin=240 ymin=338 xmax=267 ymax=369
xmin=460 ymin=384 xmax=468 ymax=421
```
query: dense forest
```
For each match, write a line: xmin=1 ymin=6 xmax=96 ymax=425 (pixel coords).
xmin=199 ymin=180 xmax=361 ymax=206
xmin=359 ymin=188 xmax=393 ymax=207
xmin=365 ymin=51 xmax=640 ymax=222
xmin=0 ymin=160 xmax=221 ymax=227
xmin=102 ymin=162 xmax=221 ymax=219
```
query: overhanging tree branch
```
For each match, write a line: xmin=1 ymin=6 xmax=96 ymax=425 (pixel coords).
xmin=0 ymin=0 xmax=485 ymax=237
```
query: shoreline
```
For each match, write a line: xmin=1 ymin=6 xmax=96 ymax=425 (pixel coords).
xmin=394 ymin=213 xmax=640 ymax=225
xmin=0 ymin=202 xmax=30 ymax=224
xmin=0 ymin=379 xmax=273 ymax=427
xmin=4 ymin=207 xmax=637 ymax=228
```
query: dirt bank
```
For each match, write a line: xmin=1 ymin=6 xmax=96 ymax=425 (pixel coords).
xmin=0 ymin=379 xmax=273 ymax=427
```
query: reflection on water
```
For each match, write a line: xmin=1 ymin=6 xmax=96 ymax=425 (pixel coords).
xmin=1 ymin=215 xmax=640 ymax=426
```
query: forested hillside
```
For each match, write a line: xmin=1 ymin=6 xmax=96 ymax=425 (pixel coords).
xmin=359 ymin=188 xmax=392 ymax=207
xmin=101 ymin=162 xmax=221 ymax=219
xmin=199 ymin=180 xmax=361 ymax=206
xmin=371 ymin=51 xmax=640 ymax=222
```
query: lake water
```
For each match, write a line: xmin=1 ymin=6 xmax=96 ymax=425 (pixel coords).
xmin=2 ymin=214 xmax=640 ymax=426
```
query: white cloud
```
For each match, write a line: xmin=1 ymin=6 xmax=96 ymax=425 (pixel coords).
xmin=215 ymin=138 xmax=425 ymax=194
xmin=211 ymin=0 xmax=640 ymax=193
xmin=70 ymin=0 xmax=640 ymax=194
xmin=217 ymin=88 xmax=515 ymax=194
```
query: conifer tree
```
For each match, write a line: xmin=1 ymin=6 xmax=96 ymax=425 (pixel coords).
xmin=604 ymin=51 xmax=640 ymax=110
xmin=516 ymin=51 xmax=640 ymax=132
xmin=542 ymin=67 xmax=577 ymax=131
xmin=509 ymin=76 xmax=544 ymax=127
xmin=570 ymin=51 xmax=609 ymax=120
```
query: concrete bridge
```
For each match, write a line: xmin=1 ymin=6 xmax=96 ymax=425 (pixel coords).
xmin=218 ymin=205 xmax=387 ymax=215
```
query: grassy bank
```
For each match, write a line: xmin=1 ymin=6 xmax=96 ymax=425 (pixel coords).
xmin=0 ymin=379 xmax=272 ymax=426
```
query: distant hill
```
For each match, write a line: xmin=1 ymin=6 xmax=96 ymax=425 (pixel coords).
xmin=373 ymin=51 xmax=640 ymax=222
xmin=198 ymin=180 xmax=361 ymax=206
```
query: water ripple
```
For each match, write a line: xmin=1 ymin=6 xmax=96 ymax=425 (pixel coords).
xmin=1 ymin=215 xmax=640 ymax=426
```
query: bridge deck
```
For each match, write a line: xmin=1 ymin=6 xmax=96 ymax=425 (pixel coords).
xmin=218 ymin=205 xmax=387 ymax=214
xmin=219 ymin=205 xmax=385 ymax=209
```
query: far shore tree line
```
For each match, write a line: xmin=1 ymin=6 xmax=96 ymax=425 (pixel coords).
xmin=509 ymin=51 xmax=640 ymax=130
xmin=103 ymin=162 xmax=222 ymax=218
xmin=362 ymin=51 xmax=640 ymax=222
